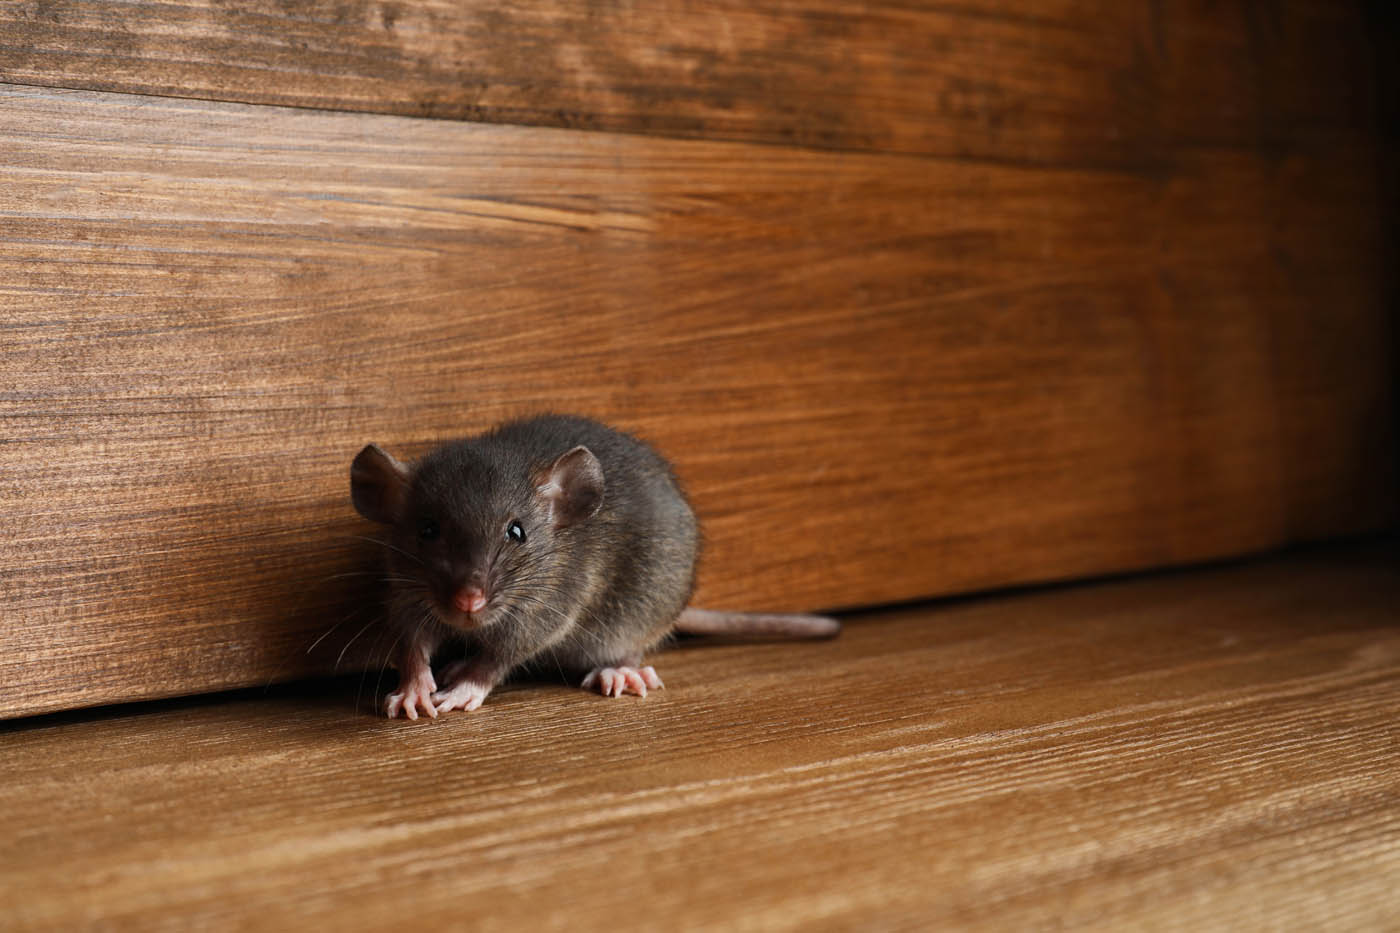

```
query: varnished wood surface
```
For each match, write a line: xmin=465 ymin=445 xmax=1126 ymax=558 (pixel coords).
xmin=2 ymin=84 xmax=1393 ymax=718
xmin=2 ymin=85 xmax=1394 ymax=718
xmin=0 ymin=1 xmax=1382 ymax=162
xmin=2 ymin=542 xmax=1397 ymax=930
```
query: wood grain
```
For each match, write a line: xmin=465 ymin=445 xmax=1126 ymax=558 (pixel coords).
xmin=0 ymin=1 xmax=1383 ymax=162
xmin=2 ymin=542 xmax=1397 ymax=930
xmin=1 ymin=85 xmax=1395 ymax=719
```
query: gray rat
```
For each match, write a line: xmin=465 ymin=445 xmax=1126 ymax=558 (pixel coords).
xmin=351 ymin=414 xmax=839 ymax=719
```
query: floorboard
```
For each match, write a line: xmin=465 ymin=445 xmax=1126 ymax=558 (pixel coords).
xmin=3 ymin=540 xmax=1396 ymax=930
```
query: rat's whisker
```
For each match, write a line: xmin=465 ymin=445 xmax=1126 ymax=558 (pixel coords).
xmin=350 ymin=534 xmax=423 ymax=566
xmin=335 ymin=616 xmax=381 ymax=669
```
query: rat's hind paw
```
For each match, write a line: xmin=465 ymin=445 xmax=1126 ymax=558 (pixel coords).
xmin=581 ymin=665 xmax=664 ymax=698
xmin=385 ymin=671 xmax=438 ymax=720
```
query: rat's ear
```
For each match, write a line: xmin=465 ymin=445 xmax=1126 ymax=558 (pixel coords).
xmin=351 ymin=444 xmax=410 ymax=524
xmin=534 ymin=445 xmax=604 ymax=528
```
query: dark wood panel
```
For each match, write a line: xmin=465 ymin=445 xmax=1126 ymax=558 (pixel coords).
xmin=0 ymin=1 xmax=1382 ymax=162
xmin=3 ymin=543 xmax=1398 ymax=928
xmin=0 ymin=86 xmax=1394 ymax=718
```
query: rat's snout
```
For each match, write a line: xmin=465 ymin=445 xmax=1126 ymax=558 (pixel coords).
xmin=437 ymin=566 xmax=491 ymax=627
xmin=451 ymin=585 xmax=488 ymax=615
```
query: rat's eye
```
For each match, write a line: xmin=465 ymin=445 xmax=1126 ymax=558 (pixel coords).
xmin=418 ymin=519 xmax=440 ymax=542
xmin=506 ymin=520 xmax=526 ymax=544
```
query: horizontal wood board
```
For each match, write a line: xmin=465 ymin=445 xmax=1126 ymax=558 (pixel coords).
xmin=1 ymin=85 xmax=1395 ymax=718
xmin=0 ymin=1 xmax=1385 ymax=163
xmin=3 ymin=542 xmax=1398 ymax=930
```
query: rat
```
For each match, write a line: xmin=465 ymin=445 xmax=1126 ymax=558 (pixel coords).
xmin=350 ymin=413 xmax=840 ymax=719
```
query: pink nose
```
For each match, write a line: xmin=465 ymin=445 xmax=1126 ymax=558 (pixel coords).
xmin=452 ymin=587 xmax=487 ymax=614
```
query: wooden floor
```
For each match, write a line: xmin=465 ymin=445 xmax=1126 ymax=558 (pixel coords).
xmin=3 ymin=541 xmax=1398 ymax=931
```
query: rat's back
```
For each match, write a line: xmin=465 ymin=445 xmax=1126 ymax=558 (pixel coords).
xmin=491 ymin=415 xmax=700 ymax=666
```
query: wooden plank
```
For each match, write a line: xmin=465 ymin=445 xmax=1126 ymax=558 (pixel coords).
xmin=0 ymin=1 xmax=1381 ymax=162
xmin=0 ymin=86 xmax=1394 ymax=719
xmin=2 ymin=543 xmax=1398 ymax=929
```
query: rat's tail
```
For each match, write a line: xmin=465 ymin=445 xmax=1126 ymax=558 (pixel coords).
xmin=675 ymin=608 xmax=840 ymax=639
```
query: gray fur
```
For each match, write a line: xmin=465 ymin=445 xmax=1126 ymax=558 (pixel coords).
xmin=355 ymin=415 xmax=698 ymax=682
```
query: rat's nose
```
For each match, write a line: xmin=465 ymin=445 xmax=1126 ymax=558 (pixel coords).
xmin=452 ymin=586 xmax=487 ymax=614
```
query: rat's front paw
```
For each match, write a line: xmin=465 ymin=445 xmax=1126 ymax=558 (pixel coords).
xmin=385 ymin=671 xmax=438 ymax=720
xmin=431 ymin=679 xmax=492 ymax=713
xmin=581 ymin=665 xmax=663 ymax=698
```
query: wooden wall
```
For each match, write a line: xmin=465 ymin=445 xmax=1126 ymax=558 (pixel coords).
xmin=1 ymin=2 xmax=1394 ymax=718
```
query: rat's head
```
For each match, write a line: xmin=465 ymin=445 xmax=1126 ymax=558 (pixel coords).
xmin=350 ymin=439 xmax=604 ymax=631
